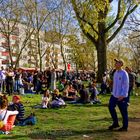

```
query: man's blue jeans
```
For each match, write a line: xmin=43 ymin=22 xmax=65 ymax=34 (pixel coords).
xmin=109 ymin=95 xmax=128 ymax=128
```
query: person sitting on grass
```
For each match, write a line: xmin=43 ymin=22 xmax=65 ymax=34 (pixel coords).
xmin=51 ymin=89 xmax=66 ymax=108
xmin=8 ymin=95 xmax=36 ymax=126
xmin=0 ymin=94 xmax=18 ymax=134
xmin=90 ymin=80 xmax=101 ymax=104
xmin=77 ymin=84 xmax=89 ymax=104
xmin=41 ymin=90 xmax=50 ymax=109
xmin=63 ymin=83 xmax=78 ymax=101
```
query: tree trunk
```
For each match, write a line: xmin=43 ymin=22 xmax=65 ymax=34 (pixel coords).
xmin=96 ymin=19 xmax=107 ymax=82
xmin=60 ymin=44 xmax=67 ymax=70
xmin=7 ymin=36 xmax=13 ymax=68
xmin=96 ymin=39 xmax=107 ymax=82
xmin=37 ymin=31 xmax=42 ymax=71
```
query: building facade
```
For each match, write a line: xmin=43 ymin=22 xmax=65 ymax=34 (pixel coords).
xmin=0 ymin=23 xmax=74 ymax=70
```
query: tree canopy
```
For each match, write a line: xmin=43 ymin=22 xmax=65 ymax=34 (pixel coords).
xmin=71 ymin=0 xmax=138 ymax=81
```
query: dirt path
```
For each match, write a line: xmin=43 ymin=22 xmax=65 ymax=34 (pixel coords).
xmin=118 ymin=118 xmax=140 ymax=140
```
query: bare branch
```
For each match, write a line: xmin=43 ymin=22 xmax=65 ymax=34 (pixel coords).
xmin=105 ymin=0 xmax=121 ymax=32
xmin=107 ymin=4 xmax=138 ymax=43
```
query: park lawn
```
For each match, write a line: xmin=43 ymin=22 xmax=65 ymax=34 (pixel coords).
xmin=0 ymin=93 xmax=139 ymax=140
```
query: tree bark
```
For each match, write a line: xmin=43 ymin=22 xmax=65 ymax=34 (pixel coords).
xmin=96 ymin=19 xmax=107 ymax=82
xmin=7 ymin=36 xmax=13 ymax=68
xmin=60 ymin=44 xmax=67 ymax=70
xmin=96 ymin=39 xmax=107 ymax=82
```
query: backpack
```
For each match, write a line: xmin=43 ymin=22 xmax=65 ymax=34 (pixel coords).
xmin=0 ymin=110 xmax=7 ymax=128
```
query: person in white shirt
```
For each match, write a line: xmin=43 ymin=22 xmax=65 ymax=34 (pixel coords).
xmin=41 ymin=90 xmax=50 ymax=108
xmin=0 ymin=94 xmax=18 ymax=133
xmin=108 ymin=59 xmax=129 ymax=131
xmin=0 ymin=66 xmax=6 ymax=93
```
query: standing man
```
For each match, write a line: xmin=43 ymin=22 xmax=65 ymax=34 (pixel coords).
xmin=50 ymin=68 xmax=56 ymax=92
xmin=125 ymin=67 xmax=135 ymax=105
xmin=0 ymin=66 xmax=6 ymax=93
xmin=108 ymin=59 xmax=129 ymax=131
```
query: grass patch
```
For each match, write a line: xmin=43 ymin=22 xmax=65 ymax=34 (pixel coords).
xmin=0 ymin=93 xmax=139 ymax=140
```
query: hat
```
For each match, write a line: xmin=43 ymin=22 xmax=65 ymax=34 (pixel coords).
xmin=13 ymin=95 xmax=21 ymax=100
xmin=114 ymin=59 xmax=124 ymax=66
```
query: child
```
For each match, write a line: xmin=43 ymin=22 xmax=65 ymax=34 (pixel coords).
xmin=51 ymin=89 xmax=66 ymax=108
xmin=0 ymin=94 xmax=18 ymax=134
xmin=41 ymin=90 xmax=50 ymax=108
xmin=90 ymin=81 xmax=101 ymax=104
xmin=8 ymin=95 xmax=36 ymax=126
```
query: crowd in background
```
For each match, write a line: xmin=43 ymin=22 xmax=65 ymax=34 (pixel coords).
xmin=0 ymin=66 xmax=96 ymax=95
xmin=0 ymin=66 xmax=140 ymax=108
xmin=0 ymin=65 xmax=140 ymax=134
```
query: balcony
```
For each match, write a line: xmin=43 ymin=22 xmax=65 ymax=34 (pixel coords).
xmin=2 ymin=59 xmax=9 ymax=64
xmin=2 ymin=51 xmax=9 ymax=56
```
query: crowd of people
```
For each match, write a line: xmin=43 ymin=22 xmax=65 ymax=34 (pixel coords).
xmin=0 ymin=60 xmax=140 ymax=134
xmin=0 ymin=65 xmax=139 ymax=97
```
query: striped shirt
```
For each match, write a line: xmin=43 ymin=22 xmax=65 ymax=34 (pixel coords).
xmin=10 ymin=102 xmax=25 ymax=121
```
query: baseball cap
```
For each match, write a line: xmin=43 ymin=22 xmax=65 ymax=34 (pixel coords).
xmin=114 ymin=58 xmax=124 ymax=66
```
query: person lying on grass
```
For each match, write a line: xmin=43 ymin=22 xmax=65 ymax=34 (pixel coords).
xmin=8 ymin=95 xmax=36 ymax=126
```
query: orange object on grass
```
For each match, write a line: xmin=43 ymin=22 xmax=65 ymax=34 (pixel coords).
xmin=0 ymin=115 xmax=16 ymax=131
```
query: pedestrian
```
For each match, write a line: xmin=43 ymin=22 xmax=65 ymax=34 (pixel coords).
xmin=125 ymin=67 xmax=135 ymax=105
xmin=0 ymin=66 xmax=6 ymax=93
xmin=50 ymin=68 xmax=56 ymax=92
xmin=108 ymin=59 xmax=129 ymax=131
xmin=5 ymin=67 xmax=14 ymax=96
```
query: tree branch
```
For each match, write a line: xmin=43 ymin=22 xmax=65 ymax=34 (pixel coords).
xmin=71 ymin=0 xmax=97 ymax=46
xmin=78 ymin=15 xmax=99 ymax=35
xmin=105 ymin=0 xmax=121 ymax=32
xmin=107 ymin=4 xmax=138 ymax=43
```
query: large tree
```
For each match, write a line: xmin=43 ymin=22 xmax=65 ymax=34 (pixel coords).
xmin=71 ymin=0 xmax=138 ymax=81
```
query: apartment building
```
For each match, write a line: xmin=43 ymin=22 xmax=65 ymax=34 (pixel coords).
xmin=0 ymin=25 xmax=19 ymax=67
xmin=0 ymin=23 xmax=74 ymax=70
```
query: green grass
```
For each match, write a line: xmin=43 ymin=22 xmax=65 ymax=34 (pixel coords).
xmin=0 ymin=93 xmax=139 ymax=140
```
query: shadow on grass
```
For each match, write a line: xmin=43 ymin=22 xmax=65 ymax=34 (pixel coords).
xmin=27 ymin=128 xmax=112 ymax=139
xmin=71 ymin=103 xmax=109 ymax=108
xmin=0 ymin=135 xmax=26 ymax=139
xmin=129 ymin=117 xmax=140 ymax=122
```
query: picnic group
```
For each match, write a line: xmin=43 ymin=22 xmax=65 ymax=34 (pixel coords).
xmin=0 ymin=61 xmax=140 ymax=134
